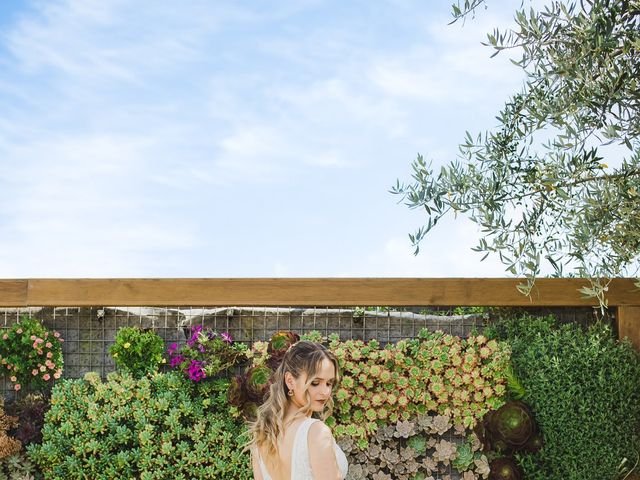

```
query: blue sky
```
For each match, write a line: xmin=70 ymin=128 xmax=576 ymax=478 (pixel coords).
xmin=0 ymin=0 xmax=531 ymax=278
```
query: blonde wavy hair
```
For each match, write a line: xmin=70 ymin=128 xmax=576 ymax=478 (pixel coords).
xmin=248 ymin=341 xmax=340 ymax=467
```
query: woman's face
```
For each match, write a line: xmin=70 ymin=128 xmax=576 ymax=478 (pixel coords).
xmin=287 ymin=358 xmax=336 ymax=412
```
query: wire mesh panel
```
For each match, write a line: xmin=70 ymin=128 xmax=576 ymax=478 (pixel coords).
xmin=0 ymin=304 xmax=608 ymax=399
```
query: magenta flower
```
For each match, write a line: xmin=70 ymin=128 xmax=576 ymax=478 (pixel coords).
xmin=187 ymin=359 xmax=206 ymax=382
xmin=221 ymin=332 xmax=233 ymax=344
xmin=170 ymin=354 xmax=185 ymax=368
xmin=187 ymin=325 xmax=203 ymax=347
xmin=167 ymin=343 xmax=178 ymax=356
xmin=198 ymin=344 xmax=206 ymax=353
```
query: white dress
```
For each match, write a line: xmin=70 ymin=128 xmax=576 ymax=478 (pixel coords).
xmin=258 ymin=417 xmax=349 ymax=480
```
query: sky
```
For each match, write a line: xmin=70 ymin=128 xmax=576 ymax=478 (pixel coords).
xmin=0 ymin=0 xmax=533 ymax=278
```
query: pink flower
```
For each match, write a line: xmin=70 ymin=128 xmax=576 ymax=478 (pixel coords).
xmin=53 ymin=371 xmax=61 ymax=379
xmin=30 ymin=335 xmax=36 ymax=341
xmin=44 ymin=332 xmax=49 ymax=338
xmin=32 ymin=369 xmax=38 ymax=376
xmin=37 ymin=350 xmax=43 ymax=355
xmin=47 ymin=352 xmax=53 ymax=358
xmin=2 ymin=334 xmax=7 ymax=340
xmin=40 ymin=365 xmax=46 ymax=372
xmin=10 ymin=376 xmax=16 ymax=382
xmin=59 ymin=338 xmax=64 ymax=343
xmin=36 ymin=338 xmax=44 ymax=344
xmin=16 ymin=328 xmax=22 ymax=334
xmin=45 ymin=342 xmax=52 ymax=348
xmin=43 ymin=373 xmax=50 ymax=381
xmin=33 ymin=342 xmax=38 ymax=349
xmin=53 ymin=332 xmax=60 ymax=338
xmin=14 ymin=384 xmax=21 ymax=391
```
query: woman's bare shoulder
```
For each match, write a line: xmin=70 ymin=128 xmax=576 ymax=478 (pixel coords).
xmin=308 ymin=420 xmax=334 ymax=446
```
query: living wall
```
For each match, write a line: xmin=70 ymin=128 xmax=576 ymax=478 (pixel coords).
xmin=1 ymin=313 xmax=639 ymax=480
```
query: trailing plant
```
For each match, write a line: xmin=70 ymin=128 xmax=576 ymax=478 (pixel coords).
xmin=28 ymin=371 xmax=252 ymax=480
xmin=488 ymin=315 xmax=640 ymax=480
xmin=0 ymin=317 xmax=64 ymax=392
xmin=109 ymin=327 xmax=166 ymax=377
xmin=168 ymin=326 xmax=247 ymax=382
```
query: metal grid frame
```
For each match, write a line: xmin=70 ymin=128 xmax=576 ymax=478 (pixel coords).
xmin=0 ymin=304 xmax=607 ymax=400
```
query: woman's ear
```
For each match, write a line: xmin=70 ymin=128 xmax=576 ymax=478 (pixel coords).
xmin=284 ymin=371 xmax=294 ymax=390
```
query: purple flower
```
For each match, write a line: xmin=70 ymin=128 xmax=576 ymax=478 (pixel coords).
xmin=220 ymin=332 xmax=233 ymax=344
xmin=198 ymin=344 xmax=206 ymax=353
xmin=187 ymin=325 xmax=203 ymax=347
xmin=187 ymin=359 xmax=206 ymax=382
xmin=170 ymin=354 xmax=185 ymax=368
xmin=167 ymin=343 xmax=178 ymax=356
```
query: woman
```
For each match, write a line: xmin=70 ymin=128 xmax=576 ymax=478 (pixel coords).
xmin=249 ymin=341 xmax=348 ymax=480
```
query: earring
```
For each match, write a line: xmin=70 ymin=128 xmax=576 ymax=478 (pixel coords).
xmin=288 ymin=389 xmax=294 ymax=396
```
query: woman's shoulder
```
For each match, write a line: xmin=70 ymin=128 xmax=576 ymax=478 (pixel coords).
xmin=307 ymin=419 xmax=335 ymax=445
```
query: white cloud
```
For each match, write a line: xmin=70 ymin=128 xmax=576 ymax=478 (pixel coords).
xmin=0 ymin=0 xmax=540 ymax=277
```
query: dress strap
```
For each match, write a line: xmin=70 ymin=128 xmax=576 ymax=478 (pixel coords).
xmin=253 ymin=446 xmax=272 ymax=480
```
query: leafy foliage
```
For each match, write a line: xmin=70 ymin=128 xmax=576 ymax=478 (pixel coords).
xmin=488 ymin=315 xmax=640 ymax=479
xmin=4 ymin=394 xmax=49 ymax=446
xmin=393 ymin=0 xmax=640 ymax=302
xmin=27 ymin=371 xmax=252 ymax=480
xmin=109 ymin=327 xmax=166 ymax=378
xmin=0 ymin=396 xmax=45 ymax=480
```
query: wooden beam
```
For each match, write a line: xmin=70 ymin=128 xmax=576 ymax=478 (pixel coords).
xmin=0 ymin=280 xmax=28 ymax=307
xmin=617 ymin=306 xmax=640 ymax=352
xmin=0 ymin=277 xmax=634 ymax=307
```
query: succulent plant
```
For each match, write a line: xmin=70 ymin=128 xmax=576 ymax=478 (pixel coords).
xmin=490 ymin=401 xmax=534 ymax=449
xmin=523 ymin=431 xmax=544 ymax=453
xmin=452 ymin=442 xmax=475 ymax=471
xmin=489 ymin=457 xmax=524 ymax=480
xmin=267 ymin=331 xmax=300 ymax=359
xmin=245 ymin=365 xmax=274 ymax=402
xmin=226 ymin=375 xmax=247 ymax=407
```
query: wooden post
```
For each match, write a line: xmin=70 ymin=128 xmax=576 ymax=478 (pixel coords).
xmin=617 ymin=306 xmax=640 ymax=353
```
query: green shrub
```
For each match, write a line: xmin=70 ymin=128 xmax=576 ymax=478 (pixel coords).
xmin=109 ymin=327 xmax=165 ymax=377
xmin=27 ymin=372 xmax=251 ymax=480
xmin=487 ymin=315 xmax=640 ymax=480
